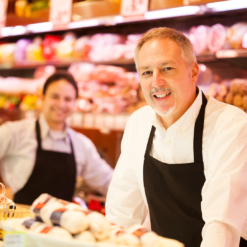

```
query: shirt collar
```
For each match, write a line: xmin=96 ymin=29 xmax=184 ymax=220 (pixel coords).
xmin=152 ymin=89 xmax=203 ymax=136
xmin=39 ymin=114 xmax=70 ymax=143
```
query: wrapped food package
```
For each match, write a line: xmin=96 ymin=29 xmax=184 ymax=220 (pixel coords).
xmin=18 ymin=217 xmax=43 ymax=232
xmin=88 ymin=212 xmax=110 ymax=240
xmin=56 ymin=33 xmax=76 ymax=60
xmin=233 ymin=94 xmax=243 ymax=107
xmin=0 ymin=44 xmax=16 ymax=63
xmin=31 ymin=193 xmax=89 ymax=234
xmin=227 ymin=22 xmax=247 ymax=49
xmin=42 ymin=35 xmax=61 ymax=61
xmin=14 ymin=39 xmax=31 ymax=63
xmin=74 ymin=231 xmax=96 ymax=242
xmin=73 ymin=36 xmax=91 ymax=59
xmin=192 ymin=25 xmax=210 ymax=55
xmin=128 ymin=226 xmax=184 ymax=247
xmin=225 ymin=92 xmax=234 ymax=105
xmin=68 ymin=63 xmax=95 ymax=82
xmin=93 ymin=65 xmax=126 ymax=83
xmin=207 ymin=24 xmax=227 ymax=52
xmin=26 ymin=37 xmax=44 ymax=62
xmin=49 ymin=207 xmax=89 ymax=234
xmin=33 ymin=223 xmax=72 ymax=240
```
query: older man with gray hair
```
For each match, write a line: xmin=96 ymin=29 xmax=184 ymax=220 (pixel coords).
xmin=106 ymin=27 xmax=247 ymax=247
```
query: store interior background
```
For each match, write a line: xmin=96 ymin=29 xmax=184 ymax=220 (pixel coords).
xmin=0 ymin=0 xmax=247 ymax=203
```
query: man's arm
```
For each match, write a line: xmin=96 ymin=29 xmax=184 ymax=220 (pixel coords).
xmin=0 ymin=123 xmax=13 ymax=159
xmin=105 ymin=116 xmax=148 ymax=228
xmin=81 ymin=137 xmax=114 ymax=196
xmin=201 ymin=120 xmax=247 ymax=247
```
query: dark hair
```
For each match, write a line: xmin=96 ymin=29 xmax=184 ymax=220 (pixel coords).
xmin=43 ymin=71 xmax=78 ymax=98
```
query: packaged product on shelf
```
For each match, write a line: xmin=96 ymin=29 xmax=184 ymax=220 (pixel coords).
xmin=89 ymin=33 xmax=126 ymax=61
xmin=56 ymin=33 xmax=76 ymax=60
xmin=0 ymin=44 xmax=16 ymax=63
xmin=227 ymin=22 xmax=247 ymax=49
xmin=42 ymin=35 xmax=61 ymax=61
xmin=26 ymin=37 xmax=44 ymax=62
xmin=207 ymin=24 xmax=228 ymax=52
xmin=124 ymin=34 xmax=143 ymax=60
xmin=14 ymin=39 xmax=31 ymax=63
xmin=190 ymin=25 xmax=210 ymax=55
xmin=73 ymin=36 xmax=91 ymax=59
xmin=68 ymin=62 xmax=95 ymax=82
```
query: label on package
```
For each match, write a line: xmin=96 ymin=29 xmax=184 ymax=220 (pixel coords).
xmin=40 ymin=226 xmax=52 ymax=234
xmin=50 ymin=208 xmax=67 ymax=226
xmin=22 ymin=219 xmax=36 ymax=229
xmin=4 ymin=232 xmax=26 ymax=247
xmin=33 ymin=197 xmax=53 ymax=216
xmin=132 ymin=228 xmax=149 ymax=238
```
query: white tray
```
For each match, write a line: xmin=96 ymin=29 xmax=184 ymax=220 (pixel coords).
xmin=1 ymin=220 xmax=128 ymax=247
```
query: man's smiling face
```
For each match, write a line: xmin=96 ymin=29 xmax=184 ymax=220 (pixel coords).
xmin=138 ymin=38 xmax=198 ymax=122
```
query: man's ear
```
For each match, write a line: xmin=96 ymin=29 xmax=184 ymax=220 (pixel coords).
xmin=191 ymin=62 xmax=199 ymax=85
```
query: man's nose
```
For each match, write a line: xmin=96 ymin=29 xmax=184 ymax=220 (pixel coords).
xmin=152 ymin=69 xmax=165 ymax=88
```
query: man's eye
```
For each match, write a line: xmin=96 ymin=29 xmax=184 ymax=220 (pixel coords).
xmin=164 ymin=67 xmax=173 ymax=71
xmin=142 ymin=71 xmax=152 ymax=76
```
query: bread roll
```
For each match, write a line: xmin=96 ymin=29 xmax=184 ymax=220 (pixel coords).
xmin=33 ymin=223 xmax=72 ymax=240
xmin=225 ymin=93 xmax=233 ymax=105
xmin=87 ymin=212 xmax=110 ymax=240
xmin=74 ymin=231 xmax=96 ymax=242
xmin=50 ymin=207 xmax=89 ymax=234
xmin=233 ymin=94 xmax=243 ymax=107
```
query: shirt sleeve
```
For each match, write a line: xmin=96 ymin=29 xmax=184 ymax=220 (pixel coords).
xmin=201 ymin=121 xmax=247 ymax=247
xmin=0 ymin=122 xmax=14 ymax=159
xmin=81 ymin=137 xmax=113 ymax=196
xmin=105 ymin=115 xmax=148 ymax=228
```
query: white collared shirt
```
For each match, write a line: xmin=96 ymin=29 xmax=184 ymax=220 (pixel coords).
xmin=0 ymin=114 xmax=113 ymax=195
xmin=106 ymin=89 xmax=247 ymax=247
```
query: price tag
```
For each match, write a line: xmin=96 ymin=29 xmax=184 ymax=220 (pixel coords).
xmin=121 ymin=0 xmax=149 ymax=17
xmin=0 ymin=0 xmax=8 ymax=32
xmin=50 ymin=0 xmax=72 ymax=27
xmin=4 ymin=232 xmax=26 ymax=247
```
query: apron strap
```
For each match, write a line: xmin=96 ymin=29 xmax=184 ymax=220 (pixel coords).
xmin=35 ymin=120 xmax=42 ymax=150
xmin=193 ymin=92 xmax=208 ymax=163
xmin=145 ymin=125 xmax=156 ymax=158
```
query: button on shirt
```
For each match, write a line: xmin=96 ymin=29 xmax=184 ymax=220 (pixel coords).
xmin=0 ymin=114 xmax=113 ymax=195
xmin=106 ymin=89 xmax=247 ymax=247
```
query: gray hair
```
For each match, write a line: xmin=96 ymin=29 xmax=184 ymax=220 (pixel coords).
xmin=134 ymin=27 xmax=196 ymax=71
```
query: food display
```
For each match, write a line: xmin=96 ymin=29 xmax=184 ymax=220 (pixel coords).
xmin=2 ymin=193 xmax=184 ymax=247
xmin=206 ymin=78 xmax=247 ymax=112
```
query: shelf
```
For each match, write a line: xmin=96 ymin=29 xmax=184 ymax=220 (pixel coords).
xmin=1 ymin=51 xmax=247 ymax=72
xmin=0 ymin=59 xmax=136 ymax=71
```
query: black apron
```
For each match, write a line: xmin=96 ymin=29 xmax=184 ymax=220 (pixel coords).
xmin=144 ymin=92 xmax=207 ymax=247
xmin=14 ymin=120 xmax=76 ymax=205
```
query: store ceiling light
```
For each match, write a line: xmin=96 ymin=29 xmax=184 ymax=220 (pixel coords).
xmin=206 ymin=0 xmax=247 ymax=12
xmin=145 ymin=6 xmax=201 ymax=20
xmin=68 ymin=19 xmax=100 ymax=29
xmin=27 ymin=22 xmax=53 ymax=33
